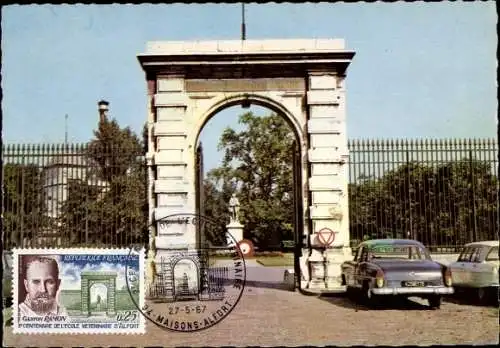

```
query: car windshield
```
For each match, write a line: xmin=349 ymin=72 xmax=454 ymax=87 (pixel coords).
xmin=370 ymin=244 xmax=429 ymax=260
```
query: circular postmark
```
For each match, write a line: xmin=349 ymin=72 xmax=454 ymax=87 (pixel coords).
xmin=125 ymin=213 xmax=246 ymax=332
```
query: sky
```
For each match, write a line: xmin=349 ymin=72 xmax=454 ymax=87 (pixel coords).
xmin=1 ymin=3 xmax=497 ymax=171
xmin=58 ymin=253 xmax=140 ymax=290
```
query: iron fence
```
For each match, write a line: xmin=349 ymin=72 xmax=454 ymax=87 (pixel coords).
xmin=2 ymin=143 xmax=147 ymax=249
xmin=348 ymin=138 xmax=499 ymax=252
xmin=2 ymin=138 xmax=498 ymax=252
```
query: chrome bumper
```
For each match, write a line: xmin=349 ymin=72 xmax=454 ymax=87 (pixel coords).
xmin=371 ymin=286 xmax=454 ymax=295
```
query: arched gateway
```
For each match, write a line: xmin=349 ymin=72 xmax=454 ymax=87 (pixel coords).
xmin=137 ymin=39 xmax=356 ymax=293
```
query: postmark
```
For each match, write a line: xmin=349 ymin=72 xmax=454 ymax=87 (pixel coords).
xmin=126 ymin=213 xmax=246 ymax=332
xmin=13 ymin=248 xmax=145 ymax=334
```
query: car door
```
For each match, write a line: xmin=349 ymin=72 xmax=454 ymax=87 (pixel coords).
xmin=343 ymin=247 xmax=360 ymax=287
xmin=354 ymin=247 xmax=369 ymax=288
xmin=481 ymin=246 xmax=499 ymax=286
xmin=451 ymin=247 xmax=472 ymax=286
xmin=462 ymin=247 xmax=482 ymax=286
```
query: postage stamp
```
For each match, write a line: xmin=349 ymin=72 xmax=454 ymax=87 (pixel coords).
xmin=128 ymin=213 xmax=246 ymax=332
xmin=12 ymin=248 xmax=145 ymax=334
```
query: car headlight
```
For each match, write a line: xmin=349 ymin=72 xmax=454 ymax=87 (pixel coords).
xmin=375 ymin=269 xmax=385 ymax=288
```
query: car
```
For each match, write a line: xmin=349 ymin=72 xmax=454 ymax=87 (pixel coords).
xmin=341 ymin=239 xmax=454 ymax=309
xmin=448 ymin=240 xmax=499 ymax=304
xmin=3 ymin=250 xmax=13 ymax=308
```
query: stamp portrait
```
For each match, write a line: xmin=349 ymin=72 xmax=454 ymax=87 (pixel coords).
xmin=13 ymin=248 xmax=145 ymax=334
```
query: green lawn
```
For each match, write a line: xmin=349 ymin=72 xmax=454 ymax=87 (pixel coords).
xmin=208 ymin=253 xmax=295 ymax=267
xmin=256 ymin=253 xmax=294 ymax=267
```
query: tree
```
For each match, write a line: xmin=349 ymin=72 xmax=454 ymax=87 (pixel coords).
xmin=434 ymin=159 xmax=498 ymax=244
xmin=206 ymin=111 xmax=295 ymax=248
xmin=201 ymin=177 xmax=231 ymax=245
xmin=58 ymin=117 xmax=147 ymax=246
xmin=3 ymin=163 xmax=50 ymax=247
xmin=348 ymin=158 xmax=499 ymax=248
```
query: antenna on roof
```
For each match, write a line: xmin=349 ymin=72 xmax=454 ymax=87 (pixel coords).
xmin=65 ymin=114 xmax=68 ymax=144
xmin=241 ymin=3 xmax=246 ymax=41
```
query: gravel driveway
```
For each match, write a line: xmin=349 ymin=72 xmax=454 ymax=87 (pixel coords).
xmin=4 ymin=285 xmax=498 ymax=347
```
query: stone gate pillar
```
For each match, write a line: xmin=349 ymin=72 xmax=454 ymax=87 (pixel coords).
xmin=149 ymin=75 xmax=197 ymax=260
xmin=138 ymin=39 xmax=355 ymax=294
xmin=80 ymin=277 xmax=90 ymax=316
xmin=107 ymin=277 xmax=117 ymax=316
xmin=306 ymin=73 xmax=352 ymax=291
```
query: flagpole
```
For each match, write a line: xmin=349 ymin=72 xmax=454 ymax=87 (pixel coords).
xmin=64 ymin=114 xmax=68 ymax=144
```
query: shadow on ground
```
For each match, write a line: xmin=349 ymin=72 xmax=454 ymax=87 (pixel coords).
xmin=243 ymin=280 xmax=291 ymax=291
xmin=318 ymin=293 xmax=433 ymax=311
xmin=443 ymin=294 xmax=499 ymax=308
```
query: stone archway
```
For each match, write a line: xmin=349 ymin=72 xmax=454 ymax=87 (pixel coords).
xmin=80 ymin=271 xmax=117 ymax=316
xmin=138 ymin=39 xmax=356 ymax=293
xmin=172 ymin=257 xmax=199 ymax=300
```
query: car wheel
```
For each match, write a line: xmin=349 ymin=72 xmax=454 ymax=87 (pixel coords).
xmin=362 ymin=283 xmax=371 ymax=301
xmin=492 ymin=288 xmax=499 ymax=306
xmin=341 ymin=274 xmax=347 ymax=286
xmin=346 ymin=286 xmax=354 ymax=299
xmin=476 ymin=287 xmax=487 ymax=304
xmin=428 ymin=295 xmax=442 ymax=309
xmin=362 ymin=282 xmax=379 ymax=307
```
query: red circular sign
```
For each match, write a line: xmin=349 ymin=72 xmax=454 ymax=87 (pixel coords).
xmin=317 ymin=228 xmax=336 ymax=246
xmin=238 ymin=239 xmax=255 ymax=257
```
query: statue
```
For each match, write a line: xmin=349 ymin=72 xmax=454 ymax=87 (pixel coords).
xmin=181 ymin=272 xmax=189 ymax=294
xmin=96 ymin=295 xmax=102 ymax=311
xmin=228 ymin=193 xmax=240 ymax=223
xmin=226 ymin=193 xmax=244 ymax=242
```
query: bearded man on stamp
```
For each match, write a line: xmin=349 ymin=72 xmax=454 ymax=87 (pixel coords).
xmin=19 ymin=255 xmax=67 ymax=317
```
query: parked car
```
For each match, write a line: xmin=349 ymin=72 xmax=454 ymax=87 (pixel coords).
xmin=448 ymin=240 xmax=499 ymax=304
xmin=2 ymin=250 xmax=13 ymax=308
xmin=341 ymin=239 xmax=454 ymax=309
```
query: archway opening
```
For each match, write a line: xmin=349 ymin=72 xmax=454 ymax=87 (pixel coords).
xmin=196 ymin=100 xmax=303 ymax=286
xmin=173 ymin=258 xmax=199 ymax=301
xmin=89 ymin=283 xmax=108 ymax=315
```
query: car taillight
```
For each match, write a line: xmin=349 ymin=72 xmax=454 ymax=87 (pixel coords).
xmin=443 ymin=267 xmax=452 ymax=287
xmin=375 ymin=269 xmax=385 ymax=288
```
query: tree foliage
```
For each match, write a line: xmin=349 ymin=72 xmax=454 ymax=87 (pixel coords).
xmin=58 ymin=117 xmax=147 ymax=246
xmin=205 ymin=112 xmax=295 ymax=248
xmin=204 ymin=112 xmax=498 ymax=250
xmin=3 ymin=163 xmax=51 ymax=247
xmin=201 ymin=177 xmax=232 ymax=245
xmin=4 ymin=107 xmax=496 ymax=252
xmin=349 ymin=159 xmax=499 ymax=248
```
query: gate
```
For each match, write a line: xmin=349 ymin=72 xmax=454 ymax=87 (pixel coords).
xmin=292 ymin=140 xmax=304 ymax=288
xmin=195 ymin=142 xmax=205 ymax=249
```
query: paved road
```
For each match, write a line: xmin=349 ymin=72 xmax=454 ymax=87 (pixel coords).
xmin=4 ymin=286 xmax=498 ymax=347
xmin=216 ymin=259 xmax=290 ymax=288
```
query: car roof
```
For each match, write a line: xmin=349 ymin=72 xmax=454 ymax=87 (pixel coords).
xmin=360 ymin=239 xmax=425 ymax=248
xmin=464 ymin=240 xmax=499 ymax=248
